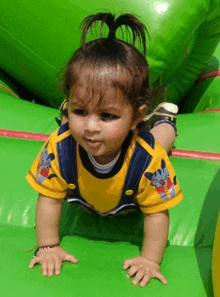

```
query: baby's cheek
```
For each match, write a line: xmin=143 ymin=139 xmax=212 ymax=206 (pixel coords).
xmin=69 ymin=117 xmax=83 ymax=135
xmin=106 ymin=122 xmax=128 ymax=138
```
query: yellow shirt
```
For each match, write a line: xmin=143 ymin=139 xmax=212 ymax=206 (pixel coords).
xmin=26 ymin=125 xmax=183 ymax=214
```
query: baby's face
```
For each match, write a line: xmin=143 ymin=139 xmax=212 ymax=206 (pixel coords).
xmin=68 ymin=83 xmax=137 ymax=165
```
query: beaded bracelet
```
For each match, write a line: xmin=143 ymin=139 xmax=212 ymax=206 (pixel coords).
xmin=34 ymin=243 xmax=60 ymax=257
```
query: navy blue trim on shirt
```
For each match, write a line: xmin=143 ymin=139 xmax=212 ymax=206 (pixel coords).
xmin=57 ymin=123 xmax=88 ymax=205
xmin=56 ymin=123 xmax=156 ymax=216
xmin=57 ymin=122 xmax=69 ymax=136
xmin=118 ymin=130 xmax=153 ymax=208
xmin=138 ymin=129 xmax=155 ymax=149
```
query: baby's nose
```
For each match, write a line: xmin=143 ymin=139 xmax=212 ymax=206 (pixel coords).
xmin=85 ymin=115 xmax=101 ymax=132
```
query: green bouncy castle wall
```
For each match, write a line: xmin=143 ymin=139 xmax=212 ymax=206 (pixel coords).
xmin=0 ymin=1 xmax=220 ymax=297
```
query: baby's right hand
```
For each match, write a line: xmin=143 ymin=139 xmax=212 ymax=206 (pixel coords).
xmin=29 ymin=246 xmax=79 ymax=277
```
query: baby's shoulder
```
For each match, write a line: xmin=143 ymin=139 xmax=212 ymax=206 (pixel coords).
xmin=49 ymin=123 xmax=72 ymax=144
xmin=136 ymin=130 xmax=164 ymax=156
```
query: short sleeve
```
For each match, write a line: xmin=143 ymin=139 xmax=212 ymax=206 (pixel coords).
xmin=136 ymin=147 xmax=183 ymax=214
xmin=25 ymin=132 xmax=68 ymax=198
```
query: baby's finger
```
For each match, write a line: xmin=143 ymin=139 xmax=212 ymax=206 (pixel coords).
xmin=47 ymin=260 xmax=55 ymax=277
xmin=123 ymin=259 xmax=132 ymax=270
xmin=140 ymin=274 xmax=151 ymax=287
xmin=41 ymin=262 xmax=48 ymax=276
xmin=154 ymin=272 xmax=167 ymax=285
xmin=127 ymin=265 xmax=139 ymax=278
xmin=29 ymin=256 xmax=40 ymax=269
xmin=132 ymin=271 xmax=145 ymax=285
xmin=64 ymin=253 xmax=79 ymax=264
xmin=55 ymin=259 xmax=62 ymax=275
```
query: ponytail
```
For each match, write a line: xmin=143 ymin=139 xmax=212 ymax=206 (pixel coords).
xmin=62 ymin=12 xmax=153 ymax=115
xmin=80 ymin=12 xmax=148 ymax=55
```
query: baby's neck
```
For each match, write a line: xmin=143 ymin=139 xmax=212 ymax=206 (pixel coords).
xmin=91 ymin=149 xmax=121 ymax=165
xmin=88 ymin=150 xmax=121 ymax=174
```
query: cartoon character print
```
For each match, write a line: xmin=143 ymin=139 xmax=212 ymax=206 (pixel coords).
xmin=145 ymin=159 xmax=177 ymax=200
xmin=36 ymin=143 xmax=57 ymax=183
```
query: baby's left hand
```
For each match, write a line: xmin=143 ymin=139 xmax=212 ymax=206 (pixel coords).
xmin=122 ymin=256 xmax=167 ymax=287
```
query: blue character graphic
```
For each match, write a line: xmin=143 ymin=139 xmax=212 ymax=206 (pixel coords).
xmin=145 ymin=159 xmax=176 ymax=200
xmin=36 ymin=143 xmax=57 ymax=183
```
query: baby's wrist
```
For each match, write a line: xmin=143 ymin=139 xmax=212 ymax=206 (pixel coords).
xmin=34 ymin=243 xmax=60 ymax=256
xmin=140 ymin=255 xmax=160 ymax=266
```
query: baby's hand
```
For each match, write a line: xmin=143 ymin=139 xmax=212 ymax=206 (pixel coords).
xmin=122 ymin=256 xmax=167 ymax=287
xmin=29 ymin=246 xmax=79 ymax=277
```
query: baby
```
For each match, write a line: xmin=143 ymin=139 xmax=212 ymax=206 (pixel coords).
xmin=26 ymin=12 xmax=183 ymax=287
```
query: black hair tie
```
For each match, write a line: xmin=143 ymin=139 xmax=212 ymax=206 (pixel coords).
xmin=108 ymin=30 xmax=116 ymax=39
xmin=107 ymin=21 xmax=118 ymax=39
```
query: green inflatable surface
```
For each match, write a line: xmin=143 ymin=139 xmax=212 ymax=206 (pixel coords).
xmin=1 ymin=0 xmax=220 ymax=108
xmin=0 ymin=0 xmax=220 ymax=296
xmin=1 ymin=132 xmax=220 ymax=297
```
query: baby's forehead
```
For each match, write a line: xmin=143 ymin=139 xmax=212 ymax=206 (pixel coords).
xmin=70 ymin=64 xmax=130 ymax=97
xmin=69 ymin=83 xmax=127 ymax=108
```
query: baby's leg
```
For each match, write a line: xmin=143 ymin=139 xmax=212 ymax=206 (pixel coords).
xmin=144 ymin=102 xmax=178 ymax=153
xmin=150 ymin=123 xmax=176 ymax=152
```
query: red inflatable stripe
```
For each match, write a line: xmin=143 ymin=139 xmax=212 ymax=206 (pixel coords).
xmin=170 ymin=149 xmax=220 ymax=161
xmin=0 ymin=129 xmax=49 ymax=141
xmin=1 ymin=129 xmax=220 ymax=161
xmin=197 ymin=108 xmax=220 ymax=113
xmin=197 ymin=69 xmax=220 ymax=82
xmin=0 ymin=84 xmax=20 ymax=98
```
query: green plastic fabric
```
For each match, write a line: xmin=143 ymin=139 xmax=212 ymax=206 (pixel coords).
xmin=0 ymin=133 xmax=219 ymax=296
xmin=1 ymin=94 xmax=220 ymax=154
xmin=1 ymin=0 xmax=220 ymax=107
xmin=1 ymin=98 xmax=220 ymax=296
xmin=0 ymin=228 xmax=214 ymax=297
xmin=166 ymin=2 xmax=220 ymax=104
xmin=181 ymin=41 xmax=220 ymax=113
xmin=192 ymin=78 xmax=220 ymax=112
xmin=1 ymin=1 xmax=220 ymax=295
xmin=0 ymin=94 xmax=58 ymax=134
xmin=0 ymin=70 xmax=19 ymax=98
xmin=1 ymin=135 xmax=219 ymax=247
xmin=175 ymin=112 xmax=220 ymax=153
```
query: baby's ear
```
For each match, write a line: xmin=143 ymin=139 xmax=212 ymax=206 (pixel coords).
xmin=131 ymin=104 xmax=148 ymax=130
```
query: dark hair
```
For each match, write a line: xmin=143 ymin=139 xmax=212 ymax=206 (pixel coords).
xmin=62 ymin=12 xmax=153 ymax=114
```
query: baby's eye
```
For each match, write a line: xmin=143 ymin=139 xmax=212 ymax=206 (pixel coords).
xmin=73 ymin=109 xmax=87 ymax=116
xmin=101 ymin=113 xmax=119 ymax=121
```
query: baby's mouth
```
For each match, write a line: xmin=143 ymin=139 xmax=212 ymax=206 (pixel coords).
xmin=84 ymin=138 xmax=102 ymax=148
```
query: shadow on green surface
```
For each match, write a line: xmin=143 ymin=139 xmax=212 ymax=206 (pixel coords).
xmin=194 ymin=168 xmax=220 ymax=297
xmin=180 ymin=56 xmax=220 ymax=113
xmin=59 ymin=202 xmax=144 ymax=249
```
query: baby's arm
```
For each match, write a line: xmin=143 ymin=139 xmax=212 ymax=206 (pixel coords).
xmin=29 ymin=194 xmax=78 ymax=277
xmin=123 ymin=210 xmax=169 ymax=287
